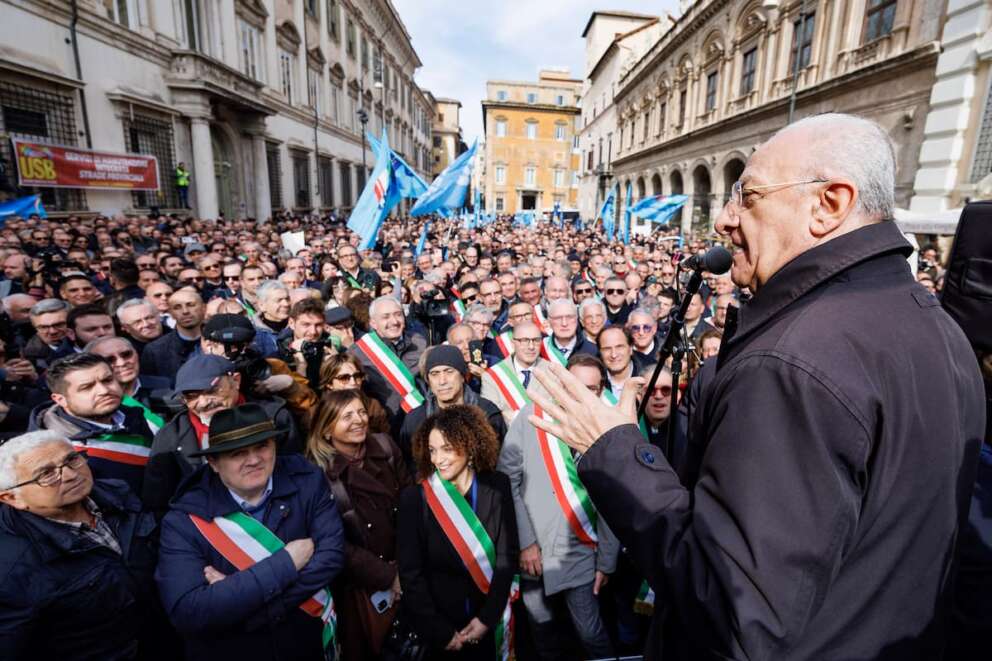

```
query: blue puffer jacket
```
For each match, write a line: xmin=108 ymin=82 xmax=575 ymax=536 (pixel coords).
xmin=0 ymin=479 xmax=176 ymax=661
xmin=155 ymin=454 xmax=345 ymax=661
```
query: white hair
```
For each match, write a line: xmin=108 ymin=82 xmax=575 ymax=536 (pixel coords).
xmin=116 ymin=297 xmax=158 ymax=321
xmin=84 ymin=335 xmax=134 ymax=353
xmin=369 ymin=295 xmax=402 ymax=318
xmin=30 ymin=298 xmax=70 ymax=317
xmin=774 ymin=112 xmax=895 ymax=221
xmin=465 ymin=304 xmax=494 ymax=323
xmin=0 ymin=431 xmax=72 ymax=490
xmin=579 ymin=298 xmax=606 ymax=318
xmin=256 ymin=280 xmax=288 ymax=303
xmin=547 ymin=298 xmax=577 ymax=316
xmin=3 ymin=293 xmax=36 ymax=311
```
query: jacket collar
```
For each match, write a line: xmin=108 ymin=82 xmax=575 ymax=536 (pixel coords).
xmin=174 ymin=456 xmax=301 ymax=519
xmin=731 ymin=221 xmax=912 ymax=345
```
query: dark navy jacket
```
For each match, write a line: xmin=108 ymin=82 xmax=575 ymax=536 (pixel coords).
xmin=155 ymin=454 xmax=345 ymax=661
xmin=578 ymin=222 xmax=986 ymax=660
xmin=0 ymin=479 xmax=174 ymax=661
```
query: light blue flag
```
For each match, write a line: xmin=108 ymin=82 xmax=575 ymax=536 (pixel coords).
xmin=473 ymin=188 xmax=481 ymax=228
xmin=0 ymin=194 xmax=46 ymax=226
xmin=367 ymin=132 xmax=429 ymax=210
xmin=629 ymin=194 xmax=689 ymax=224
xmin=415 ymin=221 xmax=430 ymax=257
xmin=347 ymin=130 xmax=393 ymax=251
xmin=622 ymin=181 xmax=633 ymax=245
xmin=410 ymin=140 xmax=478 ymax=217
xmin=599 ymin=184 xmax=617 ymax=241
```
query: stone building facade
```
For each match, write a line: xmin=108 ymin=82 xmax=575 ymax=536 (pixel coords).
xmin=0 ymin=0 xmax=434 ymax=218
xmin=481 ymin=69 xmax=582 ymax=215
xmin=598 ymin=0 xmax=943 ymax=236
xmin=431 ymin=96 xmax=465 ymax=177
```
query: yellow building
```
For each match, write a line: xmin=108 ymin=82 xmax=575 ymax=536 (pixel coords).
xmin=482 ymin=69 xmax=582 ymax=215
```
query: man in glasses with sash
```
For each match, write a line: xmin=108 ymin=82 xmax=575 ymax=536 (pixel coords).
xmin=497 ymin=353 xmax=618 ymax=659
xmin=156 ymin=403 xmax=344 ymax=661
xmin=481 ymin=321 xmax=550 ymax=426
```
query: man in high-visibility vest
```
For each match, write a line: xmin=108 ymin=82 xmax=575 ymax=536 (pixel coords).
xmin=175 ymin=162 xmax=190 ymax=208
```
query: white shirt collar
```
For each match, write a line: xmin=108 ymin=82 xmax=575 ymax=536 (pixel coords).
xmin=227 ymin=475 xmax=274 ymax=512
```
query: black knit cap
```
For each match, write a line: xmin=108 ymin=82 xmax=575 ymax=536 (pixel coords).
xmin=424 ymin=345 xmax=467 ymax=376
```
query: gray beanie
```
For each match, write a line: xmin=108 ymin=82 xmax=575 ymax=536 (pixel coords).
xmin=425 ymin=345 xmax=468 ymax=376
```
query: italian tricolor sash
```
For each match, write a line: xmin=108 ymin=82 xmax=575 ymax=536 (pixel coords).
xmin=122 ymin=395 xmax=164 ymax=434
xmin=354 ymin=332 xmax=424 ymax=412
xmin=533 ymin=405 xmax=598 ymax=547
xmin=539 ymin=337 xmax=567 ymax=366
xmin=634 ymin=579 xmax=656 ymax=615
xmin=531 ymin=306 xmax=549 ymax=335
xmin=450 ymin=298 xmax=467 ymax=322
xmin=600 ymin=389 xmax=650 ymax=438
xmin=345 ymin=274 xmax=362 ymax=289
xmin=493 ymin=330 xmax=514 ymax=359
xmin=74 ymin=432 xmax=151 ymax=467
xmin=487 ymin=361 xmax=529 ymax=412
xmin=422 ymin=473 xmax=519 ymax=660
xmin=189 ymin=511 xmax=337 ymax=649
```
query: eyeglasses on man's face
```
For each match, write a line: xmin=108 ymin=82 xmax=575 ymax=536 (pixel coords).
xmin=728 ymin=179 xmax=827 ymax=210
xmin=513 ymin=336 xmax=542 ymax=345
xmin=605 ymin=288 xmax=626 ymax=295
xmin=6 ymin=450 xmax=88 ymax=490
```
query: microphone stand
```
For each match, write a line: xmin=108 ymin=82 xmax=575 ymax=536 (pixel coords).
xmin=638 ymin=263 xmax=704 ymax=461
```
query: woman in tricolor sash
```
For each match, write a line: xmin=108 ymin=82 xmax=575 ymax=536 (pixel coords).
xmin=397 ymin=405 xmax=518 ymax=659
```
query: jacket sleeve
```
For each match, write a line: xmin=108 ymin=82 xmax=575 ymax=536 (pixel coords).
xmin=277 ymin=471 xmax=345 ymax=613
xmin=154 ymin=510 xmax=300 ymax=635
xmin=594 ymin=514 xmax=620 ymax=575
xmin=475 ymin=473 xmax=519 ymax=630
xmin=0 ymin=561 xmax=38 ymax=659
xmin=578 ymin=355 xmax=867 ymax=659
xmin=496 ymin=413 xmax=538 ymax=550
xmin=396 ymin=485 xmax=458 ymax=649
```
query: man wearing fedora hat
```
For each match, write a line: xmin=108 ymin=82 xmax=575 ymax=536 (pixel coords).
xmin=156 ymin=403 xmax=344 ymax=661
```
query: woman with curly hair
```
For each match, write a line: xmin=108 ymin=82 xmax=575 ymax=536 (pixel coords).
xmin=307 ymin=389 xmax=411 ymax=659
xmin=397 ymin=405 xmax=519 ymax=659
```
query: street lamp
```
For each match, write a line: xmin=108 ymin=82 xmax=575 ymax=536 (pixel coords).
xmin=358 ymin=107 xmax=369 ymax=174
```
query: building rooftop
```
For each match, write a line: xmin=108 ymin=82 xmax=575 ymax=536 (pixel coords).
xmin=581 ymin=10 xmax=658 ymax=38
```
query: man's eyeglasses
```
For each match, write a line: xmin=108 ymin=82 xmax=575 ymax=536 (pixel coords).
xmin=652 ymin=385 xmax=673 ymax=397
xmin=605 ymin=288 xmax=626 ymax=295
xmin=729 ymin=179 xmax=827 ymax=209
xmin=513 ymin=336 xmax=542 ymax=345
xmin=181 ymin=277 xmax=204 ymax=283
xmin=628 ymin=324 xmax=654 ymax=334
xmin=462 ymin=294 xmax=478 ymax=303
xmin=574 ymin=287 xmax=593 ymax=295
xmin=6 ymin=450 xmax=87 ymax=489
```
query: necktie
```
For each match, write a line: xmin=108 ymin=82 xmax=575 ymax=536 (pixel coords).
xmin=521 ymin=369 xmax=531 ymax=388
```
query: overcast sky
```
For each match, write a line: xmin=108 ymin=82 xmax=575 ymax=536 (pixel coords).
xmin=393 ymin=0 xmax=679 ymax=142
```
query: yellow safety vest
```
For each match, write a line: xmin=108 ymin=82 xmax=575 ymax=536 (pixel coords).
xmin=176 ymin=167 xmax=190 ymax=187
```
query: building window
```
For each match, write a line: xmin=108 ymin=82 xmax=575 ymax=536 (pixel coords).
xmin=586 ymin=150 xmax=593 ymax=171
xmin=791 ymin=13 xmax=816 ymax=71
xmin=571 ymin=171 xmax=579 ymax=187
xmin=658 ymin=102 xmax=666 ymax=134
xmin=327 ymin=0 xmax=338 ymax=40
xmin=178 ymin=0 xmax=205 ymax=53
xmin=432 ymin=136 xmax=441 ymax=148
xmin=705 ymin=72 xmax=718 ymax=112
xmin=361 ymin=35 xmax=369 ymax=72
xmin=339 ymin=161 xmax=352 ymax=205
xmin=524 ymin=166 xmax=536 ymax=187
xmin=527 ymin=92 xmax=537 ymax=104
xmin=238 ymin=20 xmax=263 ymax=82
xmin=122 ymin=112 xmax=180 ymax=209
xmin=643 ymin=112 xmax=650 ymax=140
xmin=865 ymin=0 xmax=897 ymax=42
xmin=307 ymin=68 xmax=321 ymax=114
xmin=346 ymin=17 xmax=356 ymax=58
xmin=555 ymin=123 xmax=566 ymax=141
xmin=495 ymin=165 xmax=506 ymax=185
xmin=497 ymin=90 xmax=507 ymax=101
xmin=0 ymin=80 xmax=87 ymax=211
xmin=495 ymin=119 xmax=507 ymax=137
xmin=556 ymin=94 xmax=564 ymax=106
xmin=103 ymin=0 xmax=138 ymax=29
xmin=526 ymin=121 xmax=537 ymax=140
xmin=291 ymin=152 xmax=311 ymax=209
xmin=279 ymin=49 xmax=296 ymax=103
xmin=266 ymin=143 xmax=283 ymax=209
xmin=572 ymin=134 xmax=579 ymax=149
xmin=330 ymin=82 xmax=340 ymax=124
xmin=348 ymin=94 xmax=356 ymax=132
xmin=970 ymin=78 xmax=992 ymax=182
xmin=740 ymin=48 xmax=757 ymax=95
xmin=318 ymin=156 xmax=334 ymax=209
xmin=678 ymin=89 xmax=687 ymax=126
xmin=554 ymin=169 xmax=564 ymax=187
xmin=495 ymin=195 xmax=504 ymax=212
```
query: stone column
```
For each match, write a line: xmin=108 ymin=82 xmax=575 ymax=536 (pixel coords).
xmin=251 ymin=133 xmax=271 ymax=221
xmin=190 ymin=117 xmax=218 ymax=219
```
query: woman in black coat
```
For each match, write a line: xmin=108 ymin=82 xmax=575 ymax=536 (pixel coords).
xmin=397 ymin=405 xmax=518 ymax=660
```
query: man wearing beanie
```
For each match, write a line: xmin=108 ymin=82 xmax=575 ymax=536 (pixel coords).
xmin=397 ymin=344 xmax=506 ymax=475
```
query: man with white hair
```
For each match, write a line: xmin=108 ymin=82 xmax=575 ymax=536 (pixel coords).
xmin=579 ymin=297 xmax=607 ymax=345
xmin=0 ymin=431 xmax=171 ymax=658
xmin=542 ymin=298 xmax=597 ymax=365
xmin=252 ymin=280 xmax=291 ymax=357
xmin=530 ymin=113 xmax=986 ymax=661
xmin=348 ymin=295 xmax=426 ymax=426
xmin=23 ymin=298 xmax=74 ymax=369
xmin=116 ymin=298 xmax=164 ymax=354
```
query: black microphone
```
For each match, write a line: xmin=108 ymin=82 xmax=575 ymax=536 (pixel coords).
xmin=680 ymin=245 xmax=733 ymax=274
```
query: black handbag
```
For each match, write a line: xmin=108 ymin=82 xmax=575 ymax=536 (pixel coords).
xmin=379 ymin=613 xmax=427 ymax=661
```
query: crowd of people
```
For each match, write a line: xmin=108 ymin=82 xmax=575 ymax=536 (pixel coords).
xmin=0 ymin=113 xmax=986 ymax=661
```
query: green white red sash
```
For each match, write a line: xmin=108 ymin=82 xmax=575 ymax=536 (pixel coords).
xmin=345 ymin=274 xmax=362 ymax=289
xmin=493 ymin=330 xmax=514 ymax=358
xmin=422 ymin=473 xmax=519 ymax=660
xmin=189 ymin=511 xmax=337 ymax=650
xmin=600 ymin=389 xmax=650 ymax=438
xmin=539 ymin=337 xmax=567 ymax=366
xmin=487 ymin=360 xmax=529 ymax=412
xmin=449 ymin=298 xmax=467 ymax=322
xmin=122 ymin=395 xmax=164 ymax=434
xmin=531 ymin=306 xmax=549 ymax=335
xmin=533 ymin=405 xmax=598 ymax=547
xmin=354 ymin=331 xmax=424 ymax=412
xmin=73 ymin=432 xmax=151 ymax=467
xmin=634 ymin=579 xmax=655 ymax=615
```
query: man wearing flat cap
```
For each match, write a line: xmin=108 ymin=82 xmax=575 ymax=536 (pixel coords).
xmin=143 ymin=354 xmax=302 ymax=515
xmin=156 ymin=403 xmax=345 ymax=661
xmin=397 ymin=344 xmax=506 ymax=475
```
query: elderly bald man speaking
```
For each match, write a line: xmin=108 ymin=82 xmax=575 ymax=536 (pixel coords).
xmin=528 ymin=113 xmax=986 ymax=661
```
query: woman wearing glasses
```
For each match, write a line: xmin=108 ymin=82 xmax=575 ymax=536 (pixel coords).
xmin=319 ymin=353 xmax=389 ymax=434
xmin=306 ymin=389 xmax=411 ymax=660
